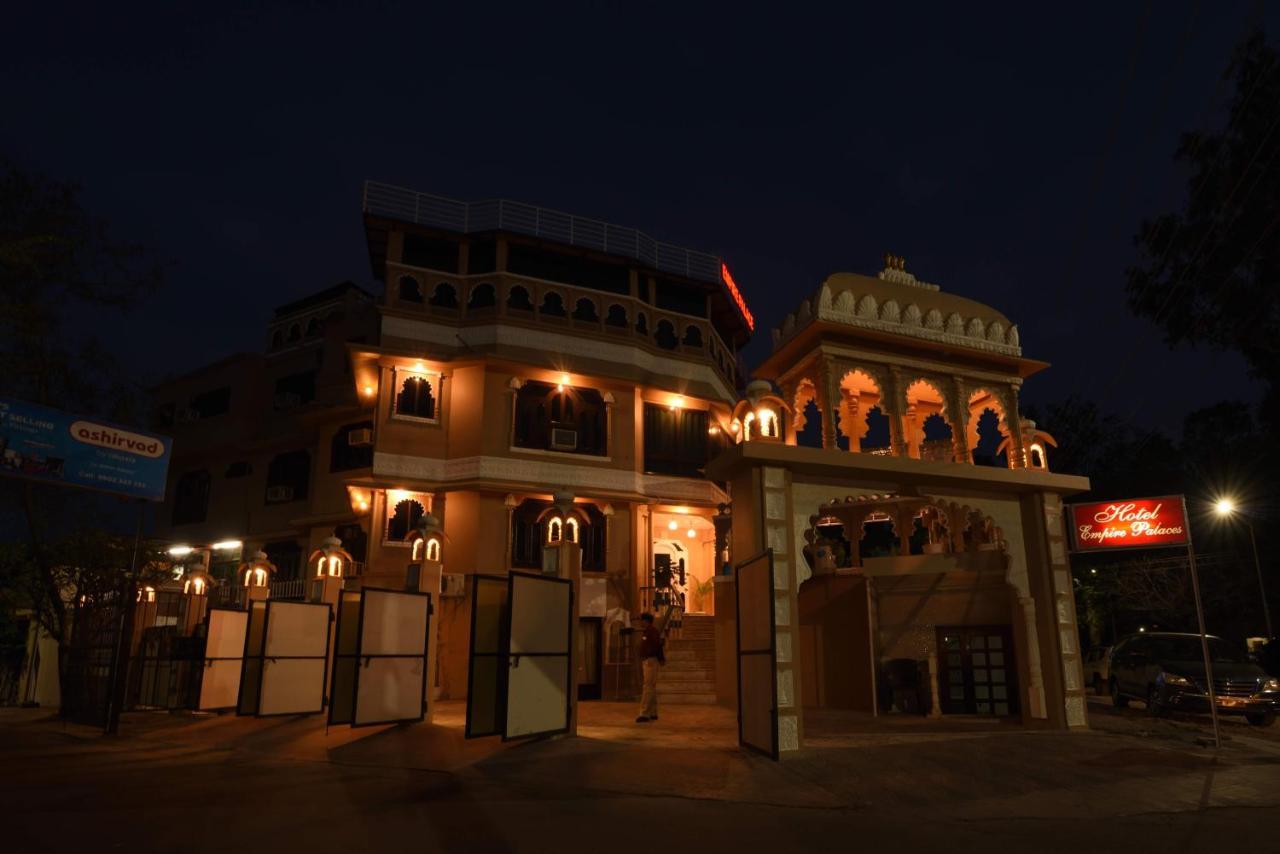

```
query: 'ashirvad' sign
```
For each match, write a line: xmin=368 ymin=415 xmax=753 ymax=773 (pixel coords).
xmin=1068 ymin=496 xmax=1189 ymax=552
xmin=0 ymin=398 xmax=172 ymax=502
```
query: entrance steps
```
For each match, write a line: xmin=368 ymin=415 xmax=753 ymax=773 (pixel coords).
xmin=658 ymin=615 xmax=718 ymax=705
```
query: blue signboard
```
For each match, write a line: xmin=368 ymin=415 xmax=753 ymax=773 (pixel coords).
xmin=0 ymin=398 xmax=172 ymax=502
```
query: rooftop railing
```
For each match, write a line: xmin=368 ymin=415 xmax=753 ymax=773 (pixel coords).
xmin=364 ymin=181 xmax=724 ymax=285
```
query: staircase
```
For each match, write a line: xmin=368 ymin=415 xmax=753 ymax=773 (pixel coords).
xmin=657 ymin=614 xmax=718 ymax=704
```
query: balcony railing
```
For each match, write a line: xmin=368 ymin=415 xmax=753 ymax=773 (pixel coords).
xmin=364 ymin=182 xmax=723 ymax=285
xmin=385 ymin=264 xmax=740 ymax=392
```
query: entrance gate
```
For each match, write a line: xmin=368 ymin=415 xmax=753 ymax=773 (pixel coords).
xmin=736 ymin=551 xmax=779 ymax=759
xmin=328 ymin=587 xmax=432 ymax=727
xmin=238 ymin=600 xmax=331 ymax=716
xmin=198 ymin=608 xmax=248 ymax=711
xmin=465 ymin=572 xmax=573 ymax=741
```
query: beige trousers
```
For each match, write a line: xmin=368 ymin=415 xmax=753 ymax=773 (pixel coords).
xmin=640 ymin=657 xmax=659 ymax=717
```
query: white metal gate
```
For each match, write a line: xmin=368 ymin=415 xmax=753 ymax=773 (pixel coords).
xmin=198 ymin=608 xmax=247 ymax=711
xmin=465 ymin=576 xmax=509 ymax=738
xmin=503 ymin=572 xmax=572 ymax=741
xmin=238 ymin=600 xmax=331 ymax=716
xmin=736 ymin=551 xmax=779 ymax=760
xmin=328 ymin=588 xmax=431 ymax=726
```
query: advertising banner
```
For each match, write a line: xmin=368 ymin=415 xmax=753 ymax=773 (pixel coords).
xmin=1067 ymin=496 xmax=1190 ymax=552
xmin=0 ymin=398 xmax=172 ymax=502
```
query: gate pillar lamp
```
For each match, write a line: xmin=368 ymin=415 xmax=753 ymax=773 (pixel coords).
xmin=406 ymin=513 xmax=445 ymax=594
xmin=731 ymin=380 xmax=790 ymax=444
xmin=238 ymin=551 xmax=276 ymax=603
xmin=308 ymin=536 xmax=353 ymax=606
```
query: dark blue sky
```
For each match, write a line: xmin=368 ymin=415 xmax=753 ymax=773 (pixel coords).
xmin=6 ymin=2 xmax=1275 ymax=433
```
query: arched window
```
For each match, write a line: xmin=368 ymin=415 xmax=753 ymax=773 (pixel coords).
xmin=540 ymin=291 xmax=566 ymax=317
xmin=1029 ymin=444 xmax=1045 ymax=469
xmin=399 ymin=276 xmax=423 ymax=302
xmin=507 ymin=285 xmax=534 ymax=311
xmin=429 ymin=282 xmax=458 ymax=308
xmin=305 ymin=317 xmax=321 ymax=337
xmin=682 ymin=325 xmax=703 ymax=347
xmin=467 ymin=283 xmax=496 ymax=309
xmin=572 ymin=298 xmax=598 ymax=322
xmin=654 ymin=320 xmax=678 ymax=350
xmin=635 ymin=312 xmax=648 ymax=335
xmin=513 ymin=380 xmax=607 ymax=456
xmin=386 ymin=498 xmax=425 ymax=541
xmin=265 ymin=451 xmax=310 ymax=503
xmin=172 ymin=470 xmax=211 ymax=525
xmin=330 ymin=421 xmax=374 ymax=471
xmin=605 ymin=304 xmax=627 ymax=328
xmin=395 ymin=375 xmax=436 ymax=419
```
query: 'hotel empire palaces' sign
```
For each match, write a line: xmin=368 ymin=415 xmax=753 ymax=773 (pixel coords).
xmin=1068 ymin=496 xmax=1190 ymax=552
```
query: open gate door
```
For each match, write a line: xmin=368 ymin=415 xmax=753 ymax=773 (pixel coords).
xmin=465 ymin=576 xmax=509 ymax=738
xmin=736 ymin=551 xmax=779 ymax=760
xmin=503 ymin=572 xmax=572 ymax=741
xmin=353 ymin=588 xmax=432 ymax=725
xmin=253 ymin=600 xmax=331 ymax=716
xmin=327 ymin=590 xmax=362 ymax=726
xmin=237 ymin=601 xmax=268 ymax=716
xmin=198 ymin=608 xmax=248 ymax=711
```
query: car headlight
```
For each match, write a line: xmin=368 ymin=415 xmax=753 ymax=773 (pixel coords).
xmin=1160 ymin=672 xmax=1193 ymax=687
xmin=1263 ymin=677 xmax=1280 ymax=691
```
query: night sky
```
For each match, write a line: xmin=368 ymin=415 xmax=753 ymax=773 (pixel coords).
xmin=7 ymin=2 xmax=1276 ymax=434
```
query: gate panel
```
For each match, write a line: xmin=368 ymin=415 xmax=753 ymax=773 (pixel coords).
xmin=353 ymin=588 xmax=431 ymax=726
xmin=236 ymin=601 xmax=268 ymax=716
xmin=504 ymin=572 xmax=572 ymax=741
xmin=465 ymin=576 xmax=510 ymax=738
xmin=736 ymin=551 xmax=779 ymax=760
xmin=327 ymin=591 xmax=362 ymax=725
xmin=256 ymin=600 xmax=331 ymax=716
xmin=199 ymin=608 xmax=248 ymax=711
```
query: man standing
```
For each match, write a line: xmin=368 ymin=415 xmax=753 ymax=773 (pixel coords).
xmin=636 ymin=611 xmax=663 ymax=723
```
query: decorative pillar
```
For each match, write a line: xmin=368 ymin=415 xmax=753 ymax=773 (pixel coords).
xmin=551 ymin=490 xmax=582 ymax=737
xmin=949 ymin=377 xmax=971 ymax=464
xmin=1003 ymin=386 xmax=1027 ymax=469
xmin=408 ymin=514 xmax=446 ymax=713
xmin=886 ymin=369 xmax=908 ymax=457
xmin=843 ymin=388 xmax=868 ymax=452
xmin=816 ymin=360 xmax=838 ymax=450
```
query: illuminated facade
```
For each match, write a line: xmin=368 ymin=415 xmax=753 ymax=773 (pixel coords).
xmin=154 ymin=182 xmax=754 ymax=702
xmin=707 ymin=256 xmax=1092 ymax=753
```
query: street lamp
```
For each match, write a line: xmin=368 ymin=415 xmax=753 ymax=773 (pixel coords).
xmin=1214 ymin=498 xmax=1273 ymax=640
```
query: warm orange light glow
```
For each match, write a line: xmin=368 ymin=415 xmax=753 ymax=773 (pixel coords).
xmin=669 ymin=394 xmax=685 ymax=411
xmin=414 ymin=362 xmax=425 ymax=373
xmin=363 ymin=384 xmax=376 ymax=397
xmin=1215 ymin=498 xmax=1236 ymax=516
xmin=708 ymin=425 xmax=720 ymax=435
xmin=667 ymin=520 xmax=679 ymax=531
xmin=720 ymin=262 xmax=754 ymax=331
xmin=425 ymin=537 xmax=441 ymax=562
xmin=686 ymin=528 xmax=696 ymax=538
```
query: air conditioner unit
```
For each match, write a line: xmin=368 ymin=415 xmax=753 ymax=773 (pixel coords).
xmin=177 ymin=407 xmax=201 ymax=423
xmin=550 ymin=427 xmax=578 ymax=451
xmin=273 ymin=392 xmax=302 ymax=410
xmin=266 ymin=485 xmax=295 ymax=503
xmin=441 ymin=573 xmax=466 ymax=598
xmin=347 ymin=428 xmax=373 ymax=446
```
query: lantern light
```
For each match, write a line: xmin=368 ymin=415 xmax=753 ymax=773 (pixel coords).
xmin=686 ymin=528 xmax=696 ymax=539
xmin=667 ymin=520 xmax=679 ymax=531
xmin=238 ymin=550 xmax=277 ymax=588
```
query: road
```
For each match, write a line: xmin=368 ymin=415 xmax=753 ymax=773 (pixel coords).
xmin=3 ymin=701 xmax=1279 ymax=854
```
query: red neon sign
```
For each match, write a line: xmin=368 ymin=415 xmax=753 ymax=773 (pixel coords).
xmin=1068 ymin=496 xmax=1189 ymax=552
xmin=720 ymin=262 xmax=754 ymax=331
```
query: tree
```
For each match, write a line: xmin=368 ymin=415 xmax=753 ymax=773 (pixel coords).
xmin=0 ymin=158 xmax=165 ymax=710
xmin=1127 ymin=32 xmax=1280 ymax=423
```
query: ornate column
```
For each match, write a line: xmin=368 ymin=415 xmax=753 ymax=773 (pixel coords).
xmin=949 ymin=377 xmax=971 ymax=464
xmin=886 ymin=368 xmax=907 ymax=457
xmin=817 ymin=358 xmax=838 ymax=450
xmin=1003 ymin=385 xmax=1027 ymax=469
xmin=843 ymin=388 xmax=868 ymax=452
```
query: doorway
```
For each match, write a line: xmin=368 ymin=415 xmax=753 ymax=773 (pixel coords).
xmin=936 ymin=626 xmax=1017 ymax=716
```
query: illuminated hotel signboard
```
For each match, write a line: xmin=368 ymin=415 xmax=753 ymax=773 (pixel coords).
xmin=720 ymin=263 xmax=754 ymax=331
xmin=1067 ymin=496 xmax=1189 ymax=552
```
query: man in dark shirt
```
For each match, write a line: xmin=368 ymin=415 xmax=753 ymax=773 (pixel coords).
xmin=637 ymin=612 xmax=663 ymax=723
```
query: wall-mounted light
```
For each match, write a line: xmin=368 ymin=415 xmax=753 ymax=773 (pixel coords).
xmin=667 ymin=520 xmax=679 ymax=531
xmin=669 ymin=395 xmax=685 ymax=411
xmin=686 ymin=528 xmax=696 ymax=539
xmin=708 ymin=425 xmax=720 ymax=436
xmin=362 ymin=384 xmax=376 ymax=397
xmin=168 ymin=545 xmax=193 ymax=557
xmin=557 ymin=372 xmax=570 ymax=392
xmin=211 ymin=540 xmax=242 ymax=551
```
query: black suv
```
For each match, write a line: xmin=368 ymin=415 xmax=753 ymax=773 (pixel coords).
xmin=1109 ymin=632 xmax=1280 ymax=727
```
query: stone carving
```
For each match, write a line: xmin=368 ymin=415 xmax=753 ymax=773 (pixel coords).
xmin=924 ymin=308 xmax=943 ymax=330
xmin=903 ymin=304 xmax=922 ymax=326
xmin=880 ymin=299 xmax=900 ymax=322
xmin=857 ymin=294 xmax=878 ymax=318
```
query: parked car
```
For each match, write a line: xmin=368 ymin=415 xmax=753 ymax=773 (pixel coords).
xmin=1083 ymin=645 xmax=1111 ymax=695
xmin=1109 ymin=632 xmax=1280 ymax=727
